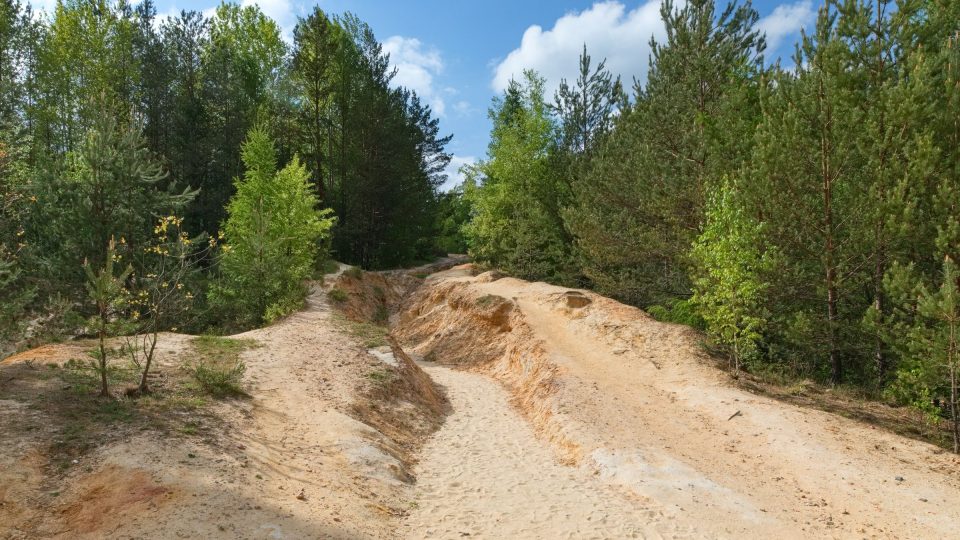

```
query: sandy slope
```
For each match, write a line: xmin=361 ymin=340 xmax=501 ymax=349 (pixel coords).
xmin=396 ymin=267 xmax=960 ymax=539
xmin=102 ymin=277 xmax=445 ymax=539
xmin=1 ymin=268 xmax=441 ymax=539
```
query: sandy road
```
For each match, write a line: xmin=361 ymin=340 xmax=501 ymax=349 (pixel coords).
xmin=402 ymin=363 xmax=692 ymax=539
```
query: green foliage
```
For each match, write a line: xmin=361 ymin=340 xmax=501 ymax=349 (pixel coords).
xmin=83 ymin=238 xmax=133 ymax=397
xmin=3 ymin=1 xmax=453 ymax=338
xmin=464 ymin=70 xmax=574 ymax=283
xmin=332 ymin=313 xmax=388 ymax=348
xmin=343 ymin=266 xmax=364 ymax=279
xmin=125 ymin=215 xmax=210 ymax=392
xmin=885 ymin=257 xmax=960 ymax=451
xmin=647 ymin=299 xmax=706 ymax=331
xmin=188 ymin=360 xmax=247 ymax=397
xmin=434 ymin=185 xmax=471 ymax=254
xmin=292 ymin=11 xmax=452 ymax=269
xmin=565 ymin=0 xmax=763 ymax=306
xmin=187 ymin=335 xmax=254 ymax=398
xmin=691 ymin=178 xmax=773 ymax=372
xmin=211 ymin=126 xmax=335 ymax=327
xmin=0 ymin=124 xmax=33 ymax=350
xmin=316 ymin=258 xmax=340 ymax=276
xmin=32 ymin=107 xmax=195 ymax=293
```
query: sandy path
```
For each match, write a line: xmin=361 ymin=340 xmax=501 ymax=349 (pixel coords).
xmin=53 ymin=274 xmax=415 ymax=539
xmin=402 ymin=363 xmax=691 ymax=540
xmin=396 ymin=270 xmax=960 ymax=538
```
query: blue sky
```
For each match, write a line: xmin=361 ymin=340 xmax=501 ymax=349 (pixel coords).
xmin=34 ymin=0 xmax=821 ymax=188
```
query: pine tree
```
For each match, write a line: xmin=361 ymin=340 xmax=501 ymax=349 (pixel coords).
xmin=292 ymin=7 xmax=339 ymax=200
xmin=0 ymin=123 xmax=33 ymax=349
xmin=886 ymin=256 xmax=960 ymax=452
xmin=566 ymin=0 xmax=762 ymax=307
xmin=211 ymin=126 xmax=335 ymax=326
xmin=31 ymin=106 xmax=195 ymax=291
xmin=83 ymin=237 xmax=132 ymax=398
xmin=552 ymin=45 xmax=625 ymax=158
xmin=745 ymin=2 xmax=870 ymax=384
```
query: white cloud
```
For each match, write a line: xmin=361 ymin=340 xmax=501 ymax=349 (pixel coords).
xmin=757 ymin=0 xmax=816 ymax=52
xmin=242 ymin=0 xmax=297 ymax=43
xmin=453 ymin=100 xmax=475 ymax=117
xmin=442 ymin=155 xmax=476 ymax=191
xmin=491 ymin=1 xmax=664 ymax=96
xmin=383 ymin=36 xmax=448 ymax=116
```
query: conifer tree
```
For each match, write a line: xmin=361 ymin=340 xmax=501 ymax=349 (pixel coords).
xmin=31 ymin=106 xmax=195 ymax=291
xmin=211 ymin=126 xmax=335 ymax=326
xmin=566 ymin=0 xmax=762 ymax=306
xmin=292 ymin=7 xmax=339 ymax=200
xmin=83 ymin=237 xmax=131 ymax=397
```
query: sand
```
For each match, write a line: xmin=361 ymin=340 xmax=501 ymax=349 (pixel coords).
xmin=401 ymin=363 xmax=689 ymax=539
xmin=395 ymin=267 xmax=960 ymax=539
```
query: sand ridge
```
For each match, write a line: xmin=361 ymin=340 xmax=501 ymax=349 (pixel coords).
xmin=395 ymin=266 xmax=960 ymax=538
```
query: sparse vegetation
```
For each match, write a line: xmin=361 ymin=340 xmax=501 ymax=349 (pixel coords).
xmin=186 ymin=336 xmax=258 ymax=398
xmin=316 ymin=259 xmax=340 ymax=276
xmin=373 ymin=305 xmax=389 ymax=324
xmin=476 ymin=294 xmax=500 ymax=308
xmin=332 ymin=314 xmax=389 ymax=348
xmin=188 ymin=361 xmax=247 ymax=397
xmin=0 ymin=345 xmax=230 ymax=470
xmin=366 ymin=369 xmax=395 ymax=384
xmin=344 ymin=266 xmax=364 ymax=280
xmin=328 ymin=288 xmax=349 ymax=302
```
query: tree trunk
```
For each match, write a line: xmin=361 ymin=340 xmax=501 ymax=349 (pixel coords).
xmin=820 ymin=74 xmax=842 ymax=385
xmin=874 ymin=248 xmax=886 ymax=386
xmin=313 ymin=96 xmax=325 ymax=201
xmin=98 ymin=331 xmax=109 ymax=398
xmin=137 ymin=332 xmax=158 ymax=393
xmin=950 ymin=320 xmax=958 ymax=454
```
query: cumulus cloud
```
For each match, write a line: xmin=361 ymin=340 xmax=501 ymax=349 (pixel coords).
xmin=491 ymin=1 xmax=664 ymax=96
xmin=383 ymin=36 xmax=448 ymax=116
xmin=757 ymin=0 xmax=816 ymax=52
xmin=442 ymin=155 xmax=477 ymax=191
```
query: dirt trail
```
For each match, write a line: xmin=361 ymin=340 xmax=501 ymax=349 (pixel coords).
xmin=402 ymin=362 xmax=691 ymax=539
xmin=1 ymin=265 xmax=442 ymax=539
xmin=396 ymin=267 xmax=960 ymax=538
xmin=7 ymin=259 xmax=960 ymax=538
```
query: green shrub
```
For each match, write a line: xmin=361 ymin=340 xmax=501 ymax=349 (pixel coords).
xmin=328 ymin=288 xmax=348 ymax=302
xmin=344 ymin=266 xmax=363 ymax=279
xmin=316 ymin=258 xmax=340 ymax=276
xmin=647 ymin=298 xmax=706 ymax=330
xmin=189 ymin=360 xmax=246 ymax=397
